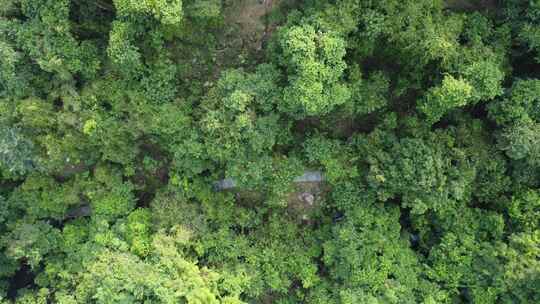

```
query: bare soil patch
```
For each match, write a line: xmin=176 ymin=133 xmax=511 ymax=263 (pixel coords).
xmin=444 ymin=0 xmax=497 ymax=11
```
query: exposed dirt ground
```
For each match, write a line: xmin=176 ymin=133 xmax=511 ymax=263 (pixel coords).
xmin=226 ymin=180 xmax=329 ymax=223
xmin=214 ymin=0 xmax=282 ymax=74
xmin=444 ymin=0 xmax=497 ymax=11
xmin=223 ymin=0 xmax=275 ymax=51
xmin=286 ymin=181 xmax=330 ymax=222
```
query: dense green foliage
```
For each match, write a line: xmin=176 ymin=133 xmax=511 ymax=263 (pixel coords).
xmin=1 ymin=0 xmax=540 ymax=303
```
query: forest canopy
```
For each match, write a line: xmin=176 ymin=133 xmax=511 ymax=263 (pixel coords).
xmin=1 ymin=0 xmax=540 ymax=303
